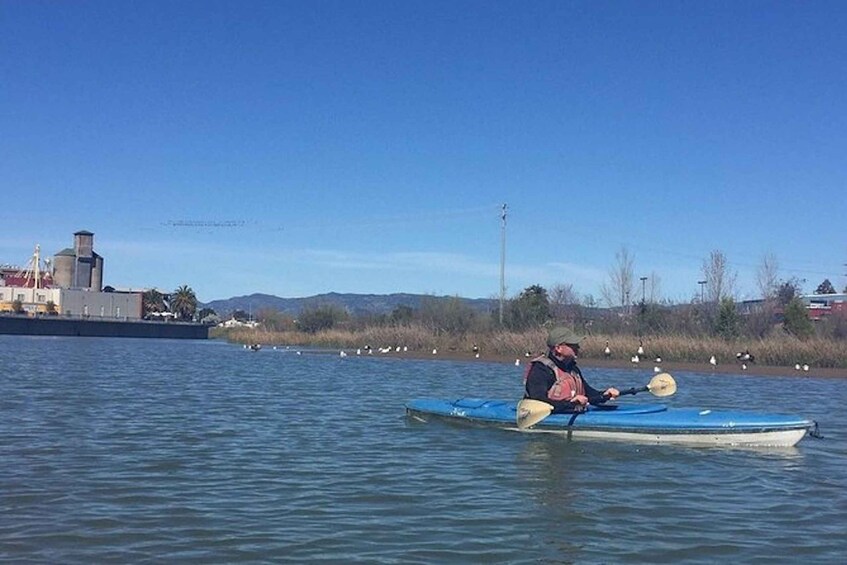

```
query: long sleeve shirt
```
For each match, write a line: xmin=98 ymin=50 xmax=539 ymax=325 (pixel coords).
xmin=524 ymin=354 xmax=605 ymax=413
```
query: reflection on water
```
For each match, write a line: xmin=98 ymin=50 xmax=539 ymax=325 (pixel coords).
xmin=0 ymin=336 xmax=844 ymax=563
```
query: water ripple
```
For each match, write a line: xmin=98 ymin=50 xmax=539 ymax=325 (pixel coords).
xmin=1 ymin=337 xmax=845 ymax=563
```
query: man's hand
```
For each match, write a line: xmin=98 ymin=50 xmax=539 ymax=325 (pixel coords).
xmin=603 ymin=387 xmax=621 ymax=399
xmin=572 ymin=394 xmax=589 ymax=407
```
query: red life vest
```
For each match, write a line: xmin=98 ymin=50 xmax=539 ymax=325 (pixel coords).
xmin=524 ymin=355 xmax=585 ymax=402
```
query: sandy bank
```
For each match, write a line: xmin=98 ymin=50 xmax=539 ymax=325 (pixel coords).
xmin=331 ymin=348 xmax=847 ymax=379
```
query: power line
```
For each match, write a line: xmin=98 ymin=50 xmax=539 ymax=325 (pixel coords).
xmin=162 ymin=220 xmax=247 ymax=228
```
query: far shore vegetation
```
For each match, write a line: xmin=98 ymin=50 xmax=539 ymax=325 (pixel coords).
xmin=208 ymin=283 xmax=847 ymax=369
xmin=149 ymin=251 xmax=847 ymax=369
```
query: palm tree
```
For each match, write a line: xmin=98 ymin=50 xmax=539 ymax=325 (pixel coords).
xmin=142 ymin=289 xmax=168 ymax=318
xmin=170 ymin=285 xmax=198 ymax=321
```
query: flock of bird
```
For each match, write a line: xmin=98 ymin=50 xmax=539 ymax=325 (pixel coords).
xmin=612 ymin=340 xmax=812 ymax=373
xmin=248 ymin=339 xmax=813 ymax=373
xmin=620 ymin=339 xmax=666 ymax=373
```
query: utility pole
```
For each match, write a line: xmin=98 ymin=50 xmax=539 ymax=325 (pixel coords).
xmin=499 ymin=204 xmax=507 ymax=325
xmin=640 ymin=276 xmax=648 ymax=304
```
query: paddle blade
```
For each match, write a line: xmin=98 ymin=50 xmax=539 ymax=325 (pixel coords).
xmin=647 ymin=372 xmax=677 ymax=397
xmin=516 ymin=399 xmax=554 ymax=429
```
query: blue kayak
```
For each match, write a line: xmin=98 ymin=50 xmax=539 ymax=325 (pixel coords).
xmin=405 ymin=398 xmax=816 ymax=447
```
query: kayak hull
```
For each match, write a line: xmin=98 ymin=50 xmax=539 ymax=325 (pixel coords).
xmin=405 ymin=398 xmax=813 ymax=447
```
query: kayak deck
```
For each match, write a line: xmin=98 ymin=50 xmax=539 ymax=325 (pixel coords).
xmin=405 ymin=398 xmax=814 ymax=447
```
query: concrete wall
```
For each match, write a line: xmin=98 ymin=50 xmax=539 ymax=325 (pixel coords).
xmin=0 ymin=286 xmax=142 ymax=319
xmin=0 ymin=316 xmax=208 ymax=339
xmin=58 ymin=289 xmax=142 ymax=320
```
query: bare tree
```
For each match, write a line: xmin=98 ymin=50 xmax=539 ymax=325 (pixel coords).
xmin=549 ymin=283 xmax=580 ymax=321
xmin=600 ymin=246 xmax=635 ymax=308
xmin=755 ymin=253 xmax=779 ymax=300
xmin=701 ymin=250 xmax=737 ymax=303
xmin=647 ymin=271 xmax=662 ymax=303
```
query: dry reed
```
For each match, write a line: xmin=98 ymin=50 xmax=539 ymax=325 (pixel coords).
xmin=215 ymin=326 xmax=847 ymax=369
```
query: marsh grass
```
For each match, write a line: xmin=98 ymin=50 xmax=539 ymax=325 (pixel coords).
xmin=216 ymin=325 xmax=847 ymax=369
xmin=587 ymin=334 xmax=847 ymax=368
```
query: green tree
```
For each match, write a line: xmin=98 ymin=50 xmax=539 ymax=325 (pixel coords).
xmin=11 ymin=299 xmax=24 ymax=314
xmin=170 ymin=285 xmax=198 ymax=321
xmin=197 ymin=307 xmax=217 ymax=319
xmin=197 ymin=307 xmax=219 ymax=325
xmin=231 ymin=309 xmax=250 ymax=322
xmin=45 ymin=300 xmax=57 ymax=315
xmin=439 ymin=297 xmax=478 ymax=335
xmin=782 ymin=297 xmax=814 ymax=339
xmin=815 ymin=279 xmax=836 ymax=294
xmin=505 ymin=285 xmax=550 ymax=330
xmin=714 ymin=297 xmax=741 ymax=340
xmin=776 ymin=278 xmax=803 ymax=306
xmin=297 ymin=304 xmax=347 ymax=333
xmin=419 ymin=296 xmax=478 ymax=335
xmin=142 ymin=289 xmax=168 ymax=317
xmin=638 ymin=302 xmax=670 ymax=335
xmin=257 ymin=308 xmax=296 ymax=331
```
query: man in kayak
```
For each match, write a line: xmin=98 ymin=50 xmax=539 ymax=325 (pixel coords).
xmin=524 ymin=326 xmax=620 ymax=413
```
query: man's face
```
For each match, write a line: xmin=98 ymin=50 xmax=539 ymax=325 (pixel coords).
xmin=553 ymin=342 xmax=579 ymax=359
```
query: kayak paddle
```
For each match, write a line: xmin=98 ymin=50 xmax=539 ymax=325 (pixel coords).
xmin=515 ymin=399 xmax=556 ymax=430
xmin=516 ymin=372 xmax=677 ymax=430
xmin=615 ymin=371 xmax=677 ymax=399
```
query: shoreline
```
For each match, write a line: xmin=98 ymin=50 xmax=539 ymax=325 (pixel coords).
xmin=330 ymin=348 xmax=847 ymax=379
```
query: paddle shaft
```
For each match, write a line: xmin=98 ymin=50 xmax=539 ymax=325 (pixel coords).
xmin=600 ymin=385 xmax=650 ymax=404
xmin=596 ymin=385 xmax=648 ymax=404
xmin=618 ymin=385 xmax=649 ymax=396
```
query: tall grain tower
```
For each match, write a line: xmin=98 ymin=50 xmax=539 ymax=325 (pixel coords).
xmin=52 ymin=230 xmax=103 ymax=290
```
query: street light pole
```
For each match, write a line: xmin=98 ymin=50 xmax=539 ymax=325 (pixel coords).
xmin=698 ymin=280 xmax=707 ymax=303
xmin=499 ymin=204 xmax=507 ymax=325
xmin=640 ymin=276 xmax=648 ymax=304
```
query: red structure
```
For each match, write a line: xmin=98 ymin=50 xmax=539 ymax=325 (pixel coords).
xmin=0 ymin=267 xmax=54 ymax=288
xmin=804 ymin=294 xmax=847 ymax=320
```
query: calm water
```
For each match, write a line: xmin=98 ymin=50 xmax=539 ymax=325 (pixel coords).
xmin=1 ymin=336 xmax=845 ymax=564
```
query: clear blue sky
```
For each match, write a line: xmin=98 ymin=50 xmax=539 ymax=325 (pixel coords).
xmin=2 ymin=0 xmax=846 ymax=304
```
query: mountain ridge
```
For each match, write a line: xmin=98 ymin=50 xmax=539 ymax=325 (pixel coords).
xmin=202 ymin=292 xmax=498 ymax=317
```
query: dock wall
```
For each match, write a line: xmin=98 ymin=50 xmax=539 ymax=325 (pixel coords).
xmin=0 ymin=315 xmax=209 ymax=339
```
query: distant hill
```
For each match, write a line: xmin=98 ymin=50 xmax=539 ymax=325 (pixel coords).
xmin=201 ymin=292 xmax=498 ymax=317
